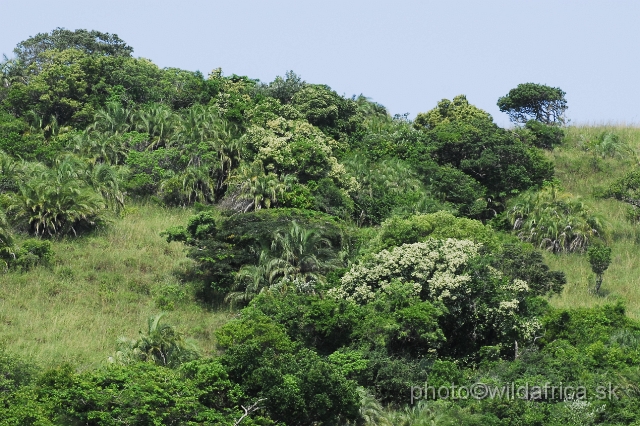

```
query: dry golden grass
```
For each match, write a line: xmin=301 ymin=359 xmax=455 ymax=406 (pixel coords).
xmin=0 ymin=203 xmax=232 ymax=369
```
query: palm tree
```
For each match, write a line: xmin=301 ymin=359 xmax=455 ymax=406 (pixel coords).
xmin=0 ymin=150 xmax=23 ymax=193
xmin=73 ymin=131 xmax=129 ymax=165
xmin=159 ymin=165 xmax=217 ymax=206
xmin=7 ymin=156 xmax=108 ymax=236
xmin=211 ymin=137 xmax=243 ymax=196
xmin=171 ymin=105 xmax=230 ymax=154
xmin=23 ymin=111 xmax=70 ymax=139
xmin=270 ymin=220 xmax=337 ymax=281
xmin=228 ymin=221 xmax=339 ymax=303
xmin=87 ymin=162 xmax=125 ymax=212
xmin=356 ymin=387 xmax=386 ymax=426
xmin=169 ymin=105 xmax=241 ymax=200
xmin=231 ymin=161 xmax=295 ymax=212
xmin=133 ymin=103 xmax=176 ymax=150
xmin=226 ymin=251 xmax=281 ymax=304
xmin=586 ymin=132 xmax=632 ymax=159
xmin=90 ymin=102 xmax=134 ymax=135
xmin=0 ymin=209 xmax=15 ymax=271
xmin=507 ymin=185 xmax=606 ymax=253
xmin=109 ymin=313 xmax=199 ymax=368
xmin=344 ymin=154 xmax=432 ymax=225
xmin=0 ymin=56 xmax=28 ymax=88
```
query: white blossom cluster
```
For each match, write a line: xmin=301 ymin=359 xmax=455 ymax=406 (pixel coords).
xmin=243 ymin=118 xmax=346 ymax=180
xmin=329 ymin=238 xmax=480 ymax=304
xmin=329 ymin=238 xmax=542 ymax=342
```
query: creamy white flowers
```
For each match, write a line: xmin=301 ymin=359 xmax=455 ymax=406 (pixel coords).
xmin=330 ymin=239 xmax=479 ymax=304
xmin=328 ymin=238 xmax=542 ymax=344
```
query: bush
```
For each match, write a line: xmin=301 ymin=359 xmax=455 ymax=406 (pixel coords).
xmin=330 ymin=239 xmax=544 ymax=358
xmin=371 ymin=211 xmax=501 ymax=253
xmin=309 ymin=178 xmax=354 ymax=220
xmin=506 ymin=185 xmax=606 ymax=253
xmin=124 ymin=148 xmax=187 ymax=196
xmin=522 ymin=120 xmax=565 ymax=149
xmin=216 ymin=310 xmax=360 ymax=424
xmin=164 ymin=208 xmax=353 ymax=302
xmin=9 ymin=239 xmax=53 ymax=271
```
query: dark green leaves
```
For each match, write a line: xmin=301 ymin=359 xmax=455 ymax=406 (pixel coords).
xmin=497 ymin=83 xmax=568 ymax=125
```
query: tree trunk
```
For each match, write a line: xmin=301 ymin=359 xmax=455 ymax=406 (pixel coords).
xmin=595 ymin=274 xmax=603 ymax=293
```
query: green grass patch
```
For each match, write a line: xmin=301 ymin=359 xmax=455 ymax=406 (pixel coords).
xmin=546 ymin=125 xmax=640 ymax=319
xmin=0 ymin=203 xmax=231 ymax=369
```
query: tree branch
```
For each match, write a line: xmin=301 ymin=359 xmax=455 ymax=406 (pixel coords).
xmin=234 ymin=398 xmax=266 ymax=426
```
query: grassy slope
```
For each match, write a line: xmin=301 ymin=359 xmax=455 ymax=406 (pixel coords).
xmin=544 ymin=125 xmax=640 ymax=318
xmin=2 ymin=125 xmax=640 ymax=369
xmin=0 ymin=203 xmax=231 ymax=369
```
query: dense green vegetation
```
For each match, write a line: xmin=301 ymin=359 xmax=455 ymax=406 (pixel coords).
xmin=1 ymin=28 xmax=640 ymax=424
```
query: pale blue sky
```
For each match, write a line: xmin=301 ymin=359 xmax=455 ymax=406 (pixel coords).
xmin=2 ymin=0 xmax=639 ymax=127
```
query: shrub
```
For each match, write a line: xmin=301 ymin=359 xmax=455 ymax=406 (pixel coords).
xmin=330 ymin=239 xmax=543 ymax=358
xmin=506 ymin=185 xmax=606 ymax=253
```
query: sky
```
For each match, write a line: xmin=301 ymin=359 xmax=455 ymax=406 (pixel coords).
xmin=2 ymin=0 xmax=639 ymax=127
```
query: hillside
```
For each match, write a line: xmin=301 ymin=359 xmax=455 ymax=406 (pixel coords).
xmin=545 ymin=125 xmax=640 ymax=317
xmin=0 ymin=203 xmax=230 ymax=368
xmin=2 ymin=126 xmax=639 ymax=366
xmin=2 ymin=28 xmax=640 ymax=425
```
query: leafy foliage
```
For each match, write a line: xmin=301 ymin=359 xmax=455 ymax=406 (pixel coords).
xmin=13 ymin=27 xmax=133 ymax=67
xmin=506 ymin=185 xmax=606 ymax=253
xmin=370 ymin=210 xmax=501 ymax=253
xmin=583 ymin=131 xmax=632 ymax=159
xmin=497 ymin=83 xmax=568 ymax=125
xmin=330 ymin=239 xmax=543 ymax=359
xmin=290 ymin=84 xmax=361 ymax=144
xmin=588 ymin=243 xmax=612 ymax=293
xmin=601 ymin=169 xmax=640 ymax=221
xmin=6 ymin=26 xmax=640 ymax=425
xmin=110 ymin=313 xmax=200 ymax=368
xmin=216 ymin=309 xmax=360 ymax=424
xmin=164 ymin=208 xmax=351 ymax=302
xmin=258 ymin=70 xmax=305 ymax=104
xmin=518 ymin=119 xmax=566 ymax=150
xmin=414 ymin=94 xmax=493 ymax=130
xmin=3 ymin=155 xmax=122 ymax=236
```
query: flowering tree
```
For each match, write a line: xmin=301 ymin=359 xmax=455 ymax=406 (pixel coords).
xmin=329 ymin=239 xmax=542 ymax=357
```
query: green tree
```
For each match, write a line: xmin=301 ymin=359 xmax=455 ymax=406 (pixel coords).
xmin=290 ymin=84 xmax=361 ymax=143
xmin=268 ymin=220 xmax=339 ymax=286
xmin=413 ymin=94 xmax=493 ymax=130
xmin=12 ymin=27 xmax=132 ymax=68
xmin=216 ymin=310 xmax=360 ymax=424
xmin=89 ymin=102 xmax=134 ymax=135
xmin=163 ymin=208 xmax=350 ymax=302
xmin=230 ymin=221 xmax=340 ymax=302
xmin=422 ymin=116 xmax=554 ymax=205
xmin=516 ymin=119 xmax=565 ymax=150
xmin=343 ymin=155 xmax=441 ymax=226
xmin=0 ymin=209 xmax=15 ymax=270
xmin=72 ymin=130 xmax=136 ymax=165
xmin=588 ymin=243 xmax=612 ymax=293
xmin=497 ymin=83 xmax=568 ymax=125
xmin=134 ymin=102 xmax=176 ymax=149
xmin=260 ymin=70 xmax=305 ymax=104
xmin=330 ymin=239 xmax=541 ymax=358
